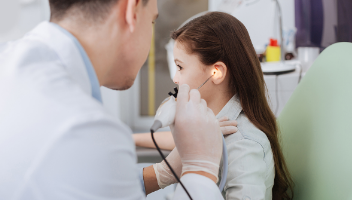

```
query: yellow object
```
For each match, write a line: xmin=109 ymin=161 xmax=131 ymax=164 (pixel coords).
xmin=148 ymin=24 xmax=155 ymax=116
xmin=266 ymin=46 xmax=281 ymax=62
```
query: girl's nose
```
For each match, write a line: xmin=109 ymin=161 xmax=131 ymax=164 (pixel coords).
xmin=173 ymin=75 xmax=179 ymax=85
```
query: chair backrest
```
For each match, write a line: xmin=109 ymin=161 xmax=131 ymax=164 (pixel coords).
xmin=278 ymin=42 xmax=352 ymax=199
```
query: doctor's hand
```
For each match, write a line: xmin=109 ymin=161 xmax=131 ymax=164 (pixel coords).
xmin=172 ymin=84 xmax=223 ymax=183
xmin=171 ymin=116 xmax=238 ymax=137
xmin=153 ymin=147 xmax=182 ymax=189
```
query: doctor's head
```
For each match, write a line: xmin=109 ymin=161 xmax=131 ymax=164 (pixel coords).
xmin=49 ymin=0 xmax=159 ymax=90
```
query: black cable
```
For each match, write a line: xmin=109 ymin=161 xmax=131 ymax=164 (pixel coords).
xmin=150 ymin=130 xmax=193 ymax=200
xmin=265 ymin=66 xmax=298 ymax=116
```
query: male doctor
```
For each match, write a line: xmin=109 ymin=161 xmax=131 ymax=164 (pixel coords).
xmin=0 ymin=0 xmax=225 ymax=199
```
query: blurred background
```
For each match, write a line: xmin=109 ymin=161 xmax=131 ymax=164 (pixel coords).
xmin=1 ymin=1 xmax=351 ymax=199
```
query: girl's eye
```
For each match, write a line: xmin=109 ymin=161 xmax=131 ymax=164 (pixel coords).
xmin=177 ymin=65 xmax=183 ymax=71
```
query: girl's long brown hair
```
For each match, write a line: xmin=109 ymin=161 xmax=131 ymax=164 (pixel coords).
xmin=172 ymin=12 xmax=293 ymax=200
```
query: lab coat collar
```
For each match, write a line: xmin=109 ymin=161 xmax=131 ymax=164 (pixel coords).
xmin=27 ymin=21 xmax=102 ymax=103
xmin=216 ymin=95 xmax=242 ymax=120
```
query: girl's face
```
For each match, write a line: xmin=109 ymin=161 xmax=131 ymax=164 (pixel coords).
xmin=173 ymin=41 xmax=215 ymax=99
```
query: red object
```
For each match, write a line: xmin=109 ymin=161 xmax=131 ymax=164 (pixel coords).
xmin=269 ymin=38 xmax=279 ymax=47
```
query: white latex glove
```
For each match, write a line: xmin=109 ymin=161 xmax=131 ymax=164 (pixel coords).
xmin=153 ymin=147 xmax=182 ymax=189
xmin=154 ymin=118 xmax=237 ymax=189
xmin=172 ymin=84 xmax=223 ymax=182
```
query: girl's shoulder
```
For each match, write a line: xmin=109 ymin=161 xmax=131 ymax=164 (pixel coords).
xmin=218 ymin=95 xmax=271 ymax=154
xmin=226 ymin=112 xmax=272 ymax=156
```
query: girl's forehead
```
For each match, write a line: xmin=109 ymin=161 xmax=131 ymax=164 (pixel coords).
xmin=174 ymin=41 xmax=195 ymax=56
xmin=174 ymin=46 xmax=200 ymax=63
xmin=174 ymin=42 xmax=189 ymax=57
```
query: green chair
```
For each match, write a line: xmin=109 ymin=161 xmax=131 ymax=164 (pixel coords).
xmin=278 ymin=42 xmax=352 ymax=200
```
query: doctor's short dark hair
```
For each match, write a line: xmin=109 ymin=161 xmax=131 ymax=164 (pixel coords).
xmin=49 ymin=0 xmax=150 ymax=22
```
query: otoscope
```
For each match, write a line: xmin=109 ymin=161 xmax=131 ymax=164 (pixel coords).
xmin=150 ymin=72 xmax=228 ymax=200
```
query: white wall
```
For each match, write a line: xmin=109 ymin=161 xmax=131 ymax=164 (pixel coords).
xmin=209 ymin=0 xmax=295 ymax=52
xmin=0 ymin=0 xmax=50 ymax=43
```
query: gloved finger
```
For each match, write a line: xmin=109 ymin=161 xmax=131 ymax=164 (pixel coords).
xmin=200 ymin=99 xmax=208 ymax=113
xmin=154 ymin=148 xmax=182 ymax=189
xmin=189 ymin=89 xmax=201 ymax=104
xmin=207 ymin=107 xmax=216 ymax=119
xmin=220 ymin=126 xmax=238 ymax=136
xmin=176 ymin=84 xmax=190 ymax=109
xmin=219 ymin=119 xmax=238 ymax=128
xmin=217 ymin=116 xmax=229 ymax=123
xmin=200 ymin=99 xmax=207 ymax=108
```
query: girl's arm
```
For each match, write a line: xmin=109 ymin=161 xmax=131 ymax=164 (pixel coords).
xmin=133 ymin=131 xmax=175 ymax=151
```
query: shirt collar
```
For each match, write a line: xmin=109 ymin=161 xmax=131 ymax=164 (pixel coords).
xmin=51 ymin=23 xmax=102 ymax=103
xmin=216 ymin=95 xmax=243 ymax=120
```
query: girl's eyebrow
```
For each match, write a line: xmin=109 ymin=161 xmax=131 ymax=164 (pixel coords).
xmin=174 ymin=59 xmax=183 ymax=63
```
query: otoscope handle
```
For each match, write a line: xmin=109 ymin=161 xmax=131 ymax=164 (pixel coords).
xmin=152 ymin=96 xmax=177 ymax=132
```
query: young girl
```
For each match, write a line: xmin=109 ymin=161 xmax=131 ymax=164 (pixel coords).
xmin=135 ymin=12 xmax=293 ymax=200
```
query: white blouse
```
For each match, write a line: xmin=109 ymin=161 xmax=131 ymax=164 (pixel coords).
xmin=217 ymin=95 xmax=275 ymax=200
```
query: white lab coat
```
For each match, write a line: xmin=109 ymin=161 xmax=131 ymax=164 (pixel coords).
xmin=0 ymin=22 xmax=223 ymax=200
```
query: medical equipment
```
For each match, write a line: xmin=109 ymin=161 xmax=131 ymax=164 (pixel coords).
xmin=150 ymin=74 xmax=228 ymax=200
xmin=197 ymin=73 xmax=215 ymax=90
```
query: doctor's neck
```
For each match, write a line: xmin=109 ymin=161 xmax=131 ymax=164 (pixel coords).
xmin=53 ymin=5 xmax=125 ymax=87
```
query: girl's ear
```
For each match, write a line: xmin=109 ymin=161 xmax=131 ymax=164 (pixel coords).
xmin=212 ymin=62 xmax=227 ymax=85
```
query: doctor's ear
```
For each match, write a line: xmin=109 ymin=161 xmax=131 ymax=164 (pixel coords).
xmin=212 ymin=62 xmax=227 ymax=85
xmin=125 ymin=0 xmax=141 ymax=32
